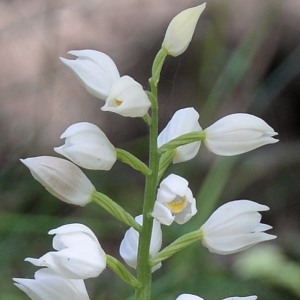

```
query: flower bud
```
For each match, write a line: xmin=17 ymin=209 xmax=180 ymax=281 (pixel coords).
xmin=204 ymin=113 xmax=278 ymax=156
xmin=152 ymin=174 xmax=197 ymax=225
xmin=162 ymin=3 xmax=206 ymax=57
xmin=119 ymin=215 xmax=162 ymax=272
xmin=25 ymin=223 xmax=106 ymax=279
xmin=200 ymin=200 xmax=276 ymax=255
xmin=21 ymin=156 xmax=95 ymax=206
xmin=101 ymin=75 xmax=151 ymax=117
xmin=157 ymin=107 xmax=202 ymax=163
xmin=13 ymin=268 xmax=90 ymax=300
xmin=54 ymin=122 xmax=116 ymax=170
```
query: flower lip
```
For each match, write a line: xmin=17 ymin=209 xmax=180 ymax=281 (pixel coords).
xmin=101 ymin=75 xmax=151 ymax=117
xmin=167 ymin=195 xmax=188 ymax=213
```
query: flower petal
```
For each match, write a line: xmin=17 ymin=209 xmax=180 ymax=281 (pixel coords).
xmin=60 ymin=50 xmax=120 ymax=99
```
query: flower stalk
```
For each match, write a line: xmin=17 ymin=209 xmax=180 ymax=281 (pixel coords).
xmin=150 ymin=229 xmax=203 ymax=267
xmin=158 ymin=131 xmax=206 ymax=153
xmin=106 ymin=255 xmax=141 ymax=289
xmin=116 ymin=148 xmax=151 ymax=176
xmin=92 ymin=191 xmax=141 ymax=231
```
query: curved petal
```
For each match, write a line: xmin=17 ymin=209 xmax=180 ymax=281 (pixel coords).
xmin=60 ymin=50 xmax=120 ymax=99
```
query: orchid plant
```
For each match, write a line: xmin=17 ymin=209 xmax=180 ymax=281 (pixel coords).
xmin=14 ymin=3 xmax=278 ymax=300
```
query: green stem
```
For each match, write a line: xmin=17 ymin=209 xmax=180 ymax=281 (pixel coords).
xmin=151 ymin=48 xmax=168 ymax=86
xmin=135 ymin=103 xmax=159 ymax=299
xmin=135 ymin=50 xmax=164 ymax=299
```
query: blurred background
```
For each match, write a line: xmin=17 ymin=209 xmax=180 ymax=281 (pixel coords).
xmin=1 ymin=0 xmax=300 ymax=299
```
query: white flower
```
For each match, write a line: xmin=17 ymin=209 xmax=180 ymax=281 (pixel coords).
xmin=21 ymin=156 xmax=95 ymax=206
xmin=13 ymin=268 xmax=90 ymax=300
xmin=158 ymin=107 xmax=202 ymax=163
xmin=101 ymin=75 xmax=151 ymax=117
xmin=162 ymin=3 xmax=206 ymax=57
xmin=119 ymin=215 xmax=162 ymax=272
xmin=152 ymin=174 xmax=197 ymax=225
xmin=176 ymin=294 xmax=204 ymax=300
xmin=204 ymin=113 xmax=278 ymax=156
xmin=176 ymin=295 xmax=257 ymax=300
xmin=200 ymin=200 xmax=276 ymax=255
xmin=25 ymin=223 xmax=106 ymax=279
xmin=54 ymin=122 xmax=116 ymax=170
xmin=60 ymin=50 xmax=151 ymax=117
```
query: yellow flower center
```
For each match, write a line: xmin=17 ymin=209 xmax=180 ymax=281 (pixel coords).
xmin=114 ymin=98 xmax=123 ymax=107
xmin=167 ymin=196 xmax=187 ymax=213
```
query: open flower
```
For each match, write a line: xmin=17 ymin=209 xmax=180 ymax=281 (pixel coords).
xmin=13 ymin=268 xmax=90 ymax=300
xmin=203 ymin=113 xmax=278 ymax=156
xmin=200 ymin=200 xmax=276 ymax=255
xmin=162 ymin=3 xmax=206 ymax=57
xmin=54 ymin=122 xmax=116 ymax=170
xmin=25 ymin=223 xmax=106 ymax=279
xmin=101 ymin=75 xmax=151 ymax=117
xmin=60 ymin=50 xmax=151 ymax=117
xmin=21 ymin=156 xmax=95 ymax=206
xmin=152 ymin=174 xmax=197 ymax=225
xmin=119 ymin=215 xmax=162 ymax=272
xmin=176 ymin=295 xmax=257 ymax=300
xmin=158 ymin=107 xmax=202 ymax=163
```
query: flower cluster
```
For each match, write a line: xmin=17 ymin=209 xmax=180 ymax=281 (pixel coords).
xmin=15 ymin=3 xmax=279 ymax=300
